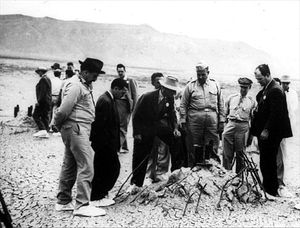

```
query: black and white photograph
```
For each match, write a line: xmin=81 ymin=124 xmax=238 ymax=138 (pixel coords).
xmin=0 ymin=0 xmax=299 ymax=227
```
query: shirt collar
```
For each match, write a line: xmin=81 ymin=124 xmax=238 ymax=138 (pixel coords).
xmin=107 ymin=90 xmax=114 ymax=99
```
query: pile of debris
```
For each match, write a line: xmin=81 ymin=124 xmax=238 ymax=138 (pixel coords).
xmin=115 ymin=153 xmax=267 ymax=216
xmin=0 ymin=112 xmax=36 ymax=135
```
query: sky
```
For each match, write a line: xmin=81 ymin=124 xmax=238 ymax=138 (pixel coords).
xmin=1 ymin=0 xmax=300 ymax=77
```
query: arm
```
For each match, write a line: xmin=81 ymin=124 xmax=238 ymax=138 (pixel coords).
xmin=132 ymin=94 xmax=146 ymax=137
xmin=130 ymin=79 xmax=138 ymax=111
xmin=53 ymin=82 xmax=81 ymax=128
xmin=179 ymin=84 xmax=191 ymax=124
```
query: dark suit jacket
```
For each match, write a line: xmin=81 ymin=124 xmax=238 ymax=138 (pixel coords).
xmin=36 ymin=75 xmax=52 ymax=108
xmin=90 ymin=91 xmax=120 ymax=152
xmin=251 ymin=79 xmax=292 ymax=139
xmin=132 ymin=90 xmax=177 ymax=137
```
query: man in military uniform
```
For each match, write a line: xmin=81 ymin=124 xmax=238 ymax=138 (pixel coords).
xmin=222 ymin=77 xmax=256 ymax=174
xmin=180 ymin=61 xmax=225 ymax=166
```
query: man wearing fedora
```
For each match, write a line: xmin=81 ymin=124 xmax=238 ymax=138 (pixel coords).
xmin=32 ymin=67 xmax=52 ymax=138
xmin=127 ymin=76 xmax=184 ymax=190
xmin=222 ymin=77 xmax=256 ymax=174
xmin=53 ymin=58 xmax=106 ymax=217
xmin=180 ymin=61 xmax=225 ymax=166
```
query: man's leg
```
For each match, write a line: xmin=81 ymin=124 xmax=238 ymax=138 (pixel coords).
xmin=116 ymin=99 xmax=130 ymax=152
xmin=69 ymin=123 xmax=95 ymax=210
xmin=57 ymin=127 xmax=77 ymax=205
xmin=131 ymin=137 xmax=153 ymax=187
xmin=33 ymin=104 xmax=44 ymax=130
xmin=222 ymin=121 xmax=235 ymax=170
xmin=259 ymin=137 xmax=281 ymax=196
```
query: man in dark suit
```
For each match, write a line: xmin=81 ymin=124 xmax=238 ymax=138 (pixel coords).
xmin=115 ymin=64 xmax=138 ymax=154
xmin=128 ymin=76 xmax=184 ymax=190
xmin=90 ymin=78 xmax=128 ymax=207
xmin=250 ymin=64 xmax=292 ymax=197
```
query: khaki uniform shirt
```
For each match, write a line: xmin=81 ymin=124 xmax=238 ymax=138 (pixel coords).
xmin=180 ymin=78 xmax=225 ymax=123
xmin=225 ymin=93 xmax=256 ymax=122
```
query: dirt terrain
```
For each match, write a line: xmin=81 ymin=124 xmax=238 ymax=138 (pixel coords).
xmin=1 ymin=58 xmax=300 ymax=227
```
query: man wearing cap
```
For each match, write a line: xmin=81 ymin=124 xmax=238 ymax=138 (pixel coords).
xmin=127 ymin=76 xmax=184 ymax=190
xmin=32 ymin=67 xmax=52 ymax=138
xmin=180 ymin=61 xmax=225 ymax=166
xmin=53 ymin=58 xmax=106 ymax=217
xmin=115 ymin=64 xmax=138 ymax=154
xmin=49 ymin=64 xmax=63 ymax=133
xmin=276 ymin=75 xmax=298 ymax=197
xmin=222 ymin=77 xmax=256 ymax=174
xmin=250 ymin=64 xmax=292 ymax=197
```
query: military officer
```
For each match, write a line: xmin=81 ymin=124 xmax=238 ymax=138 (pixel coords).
xmin=222 ymin=77 xmax=256 ymax=173
xmin=180 ymin=61 xmax=225 ymax=166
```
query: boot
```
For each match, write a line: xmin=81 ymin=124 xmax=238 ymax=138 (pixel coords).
xmin=194 ymin=146 xmax=205 ymax=166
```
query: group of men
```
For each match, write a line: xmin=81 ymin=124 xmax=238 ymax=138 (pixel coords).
xmin=32 ymin=57 xmax=297 ymax=217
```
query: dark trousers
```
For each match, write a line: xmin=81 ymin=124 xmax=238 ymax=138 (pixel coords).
xmin=91 ymin=143 xmax=120 ymax=201
xmin=258 ymin=136 xmax=282 ymax=196
xmin=33 ymin=103 xmax=50 ymax=131
xmin=131 ymin=126 xmax=184 ymax=187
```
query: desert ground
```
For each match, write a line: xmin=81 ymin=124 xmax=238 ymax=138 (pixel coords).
xmin=1 ymin=57 xmax=300 ymax=227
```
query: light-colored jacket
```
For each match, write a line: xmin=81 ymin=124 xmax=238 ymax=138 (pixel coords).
xmin=54 ymin=75 xmax=95 ymax=128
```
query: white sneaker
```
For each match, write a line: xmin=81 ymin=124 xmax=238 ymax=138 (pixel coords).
xmin=278 ymin=186 xmax=294 ymax=198
xmin=52 ymin=132 xmax=61 ymax=137
xmin=33 ymin=130 xmax=48 ymax=137
xmin=55 ymin=201 xmax=74 ymax=211
xmin=90 ymin=198 xmax=115 ymax=207
xmin=73 ymin=205 xmax=106 ymax=217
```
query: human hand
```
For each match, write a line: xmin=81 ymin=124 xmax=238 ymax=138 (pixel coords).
xmin=260 ymin=129 xmax=269 ymax=140
xmin=173 ymin=129 xmax=181 ymax=138
xmin=134 ymin=134 xmax=142 ymax=142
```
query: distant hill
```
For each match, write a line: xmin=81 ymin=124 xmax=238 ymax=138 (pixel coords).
xmin=0 ymin=14 xmax=286 ymax=78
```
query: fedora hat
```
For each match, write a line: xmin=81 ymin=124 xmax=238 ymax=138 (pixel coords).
xmin=79 ymin=58 xmax=105 ymax=74
xmin=159 ymin=76 xmax=179 ymax=92
xmin=280 ymin=75 xmax=291 ymax=83
xmin=51 ymin=63 xmax=61 ymax=70
xmin=35 ymin=67 xmax=48 ymax=74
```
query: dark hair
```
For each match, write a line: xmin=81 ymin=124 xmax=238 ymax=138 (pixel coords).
xmin=65 ymin=69 xmax=75 ymax=78
xmin=151 ymin=72 xmax=164 ymax=82
xmin=116 ymin=63 xmax=126 ymax=71
xmin=273 ymin=77 xmax=281 ymax=85
xmin=256 ymin=64 xmax=270 ymax=77
xmin=67 ymin=62 xmax=74 ymax=66
xmin=111 ymin=78 xmax=128 ymax=89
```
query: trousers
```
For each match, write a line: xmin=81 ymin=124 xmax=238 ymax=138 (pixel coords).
xmin=33 ymin=103 xmax=50 ymax=131
xmin=57 ymin=122 xmax=94 ymax=210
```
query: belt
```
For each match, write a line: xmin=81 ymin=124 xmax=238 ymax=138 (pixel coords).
xmin=229 ymin=119 xmax=248 ymax=123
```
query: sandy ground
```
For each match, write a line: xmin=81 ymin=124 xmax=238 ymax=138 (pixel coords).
xmin=1 ymin=58 xmax=300 ymax=227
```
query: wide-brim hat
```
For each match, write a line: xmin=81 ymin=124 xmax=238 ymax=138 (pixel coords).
xmin=159 ymin=76 xmax=179 ymax=92
xmin=35 ymin=67 xmax=48 ymax=74
xmin=79 ymin=58 xmax=105 ymax=74
xmin=280 ymin=75 xmax=291 ymax=83
xmin=51 ymin=63 xmax=61 ymax=70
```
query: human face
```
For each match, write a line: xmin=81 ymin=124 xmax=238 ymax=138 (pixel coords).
xmin=240 ymin=85 xmax=250 ymax=97
xmin=254 ymin=68 xmax=268 ymax=87
xmin=152 ymin=76 xmax=163 ymax=89
xmin=161 ymin=87 xmax=176 ymax=99
xmin=112 ymin=87 xmax=127 ymax=99
xmin=281 ymin=82 xmax=290 ymax=92
xmin=196 ymin=68 xmax=209 ymax=85
xmin=117 ymin=67 xmax=126 ymax=79
xmin=82 ymin=71 xmax=99 ymax=84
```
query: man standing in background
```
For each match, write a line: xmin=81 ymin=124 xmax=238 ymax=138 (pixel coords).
xmin=32 ymin=67 xmax=52 ymax=138
xmin=115 ymin=64 xmax=138 ymax=154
